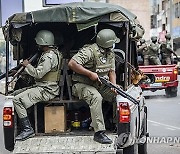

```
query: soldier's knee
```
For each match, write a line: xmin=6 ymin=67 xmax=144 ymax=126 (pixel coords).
xmin=82 ymin=88 xmax=102 ymax=104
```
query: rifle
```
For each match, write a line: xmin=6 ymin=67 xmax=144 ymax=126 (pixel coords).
xmin=7 ymin=52 xmax=40 ymax=85
xmin=0 ymin=65 xmax=22 ymax=80
xmin=99 ymin=77 xmax=139 ymax=105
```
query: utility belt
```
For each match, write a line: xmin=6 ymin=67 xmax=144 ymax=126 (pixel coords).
xmin=72 ymin=74 xmax=109 ymax=88
xmin=72 ymin=74 xmax=94 ymax=85
xmin=36 ymin=71 xmax=60 ymax=82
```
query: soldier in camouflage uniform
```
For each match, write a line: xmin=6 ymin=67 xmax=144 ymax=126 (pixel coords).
xmin=68 ymin=29 xmax=120 ymax=144
xmin=148 ymin=36 xmax=161 ymax=65
xmin=137 ymin=39 xmax=149 ymax=65
xmin=13 ymin=30 xmax=63 ymax=141
xmin=160 ymin=33 xmax=178 ymax=64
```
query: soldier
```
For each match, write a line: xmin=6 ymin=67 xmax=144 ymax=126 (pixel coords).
xmin=13 ymin=30 xmax=63 ymax=141
xmin=148 ymin=36 xmax=161 ymax=65
xmin=137 ymin=39 xmax=149 ymax=65
xmin=160 ymin=33 xmax=178 ymax=64
xmin=68 ymin=29 xmax=120 ymax=144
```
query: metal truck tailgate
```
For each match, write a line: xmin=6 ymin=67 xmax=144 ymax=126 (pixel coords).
xmin=13 ymin=134 xmax=117 ymax=153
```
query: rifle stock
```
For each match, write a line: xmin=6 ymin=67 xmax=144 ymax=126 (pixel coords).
xmin=0 ymin=73 xmax=6 ymax=80
xmin=0 ymin=65 xmax=22 ymax=80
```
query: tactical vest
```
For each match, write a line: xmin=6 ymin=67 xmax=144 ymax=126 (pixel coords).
xmin=148 ymin=43 xmax=159 ymax=56
xmin=72 ymin=44 xmax=114 ymax=85
xmin=161 ymin=41 xmax=172 ymax=57
xmin=139 ymin=43 xmax=148 ymax=56
xmin=37 ymin=49 xmax=62 ymax=82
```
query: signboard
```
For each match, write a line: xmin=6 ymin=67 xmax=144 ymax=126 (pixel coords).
xmin=0 ymin=0 xmax=23 ymax=27
xmin=43 ymin=0 xmax=107 ymax=6
xmin=43 ymin=0 xmax=84 ymax=6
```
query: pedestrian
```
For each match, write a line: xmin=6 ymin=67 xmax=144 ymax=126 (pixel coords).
xmin=160 ymin=33 xmax=178 ymax=64
xmin=137 ymin=39 xmax=149 ymax=65
xmin=68 ymin=29 xmax=120 ymax=144
xmin=148 ymin=36 xmax=161 ymax=65
xmin=13 ymin=30 xmax=63 ymax=141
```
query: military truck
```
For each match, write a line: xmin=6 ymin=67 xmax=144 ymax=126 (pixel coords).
xmin=2 ymin=2 xmax=148 ymax=154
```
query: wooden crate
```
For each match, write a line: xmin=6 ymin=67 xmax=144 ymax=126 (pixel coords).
xmin=44 ymin=106 xmax=66 ymax=133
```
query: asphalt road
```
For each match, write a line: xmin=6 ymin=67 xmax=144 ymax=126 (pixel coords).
xmin=144 ymin=75 xmax=180 ymax=154
xmin=0 ymin=76 xmax=180 ymax=154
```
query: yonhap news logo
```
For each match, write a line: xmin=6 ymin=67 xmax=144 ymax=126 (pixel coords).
xmin=147 ymin=137 xmax=180 ymax=144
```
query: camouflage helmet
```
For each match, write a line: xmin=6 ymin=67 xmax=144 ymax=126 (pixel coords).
xmin=165 ymin=33 xmax=171 ymax=40
xmin=140 ymin=39 xmax=145 ymax=44
xmin=96 ymin=29 xmax=120 ymax=48
xmin=35 ymin=30 xmax=54 ymax=45
xmin=151 ymin=36 xmax=157 ymax=42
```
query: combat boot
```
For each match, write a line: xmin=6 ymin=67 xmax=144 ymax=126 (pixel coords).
xmin=93 ymin=131 xmax=112 ymax=144
xmin=16 ymin=117 xmax=35 ymax=141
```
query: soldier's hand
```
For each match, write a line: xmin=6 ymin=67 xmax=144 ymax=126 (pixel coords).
xmin=88 ymin=72 xmax=99 ymax=81
xmin=21 ymin=59 xmax=30 ymax=67
xmin=111 ymin=84 xmax=122 ymax=95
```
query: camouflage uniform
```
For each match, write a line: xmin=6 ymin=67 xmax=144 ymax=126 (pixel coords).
xmin=137 ymin=40 xmax=149 ymax=65
xmin=148 ymin=41 xmax=161 ymax=65
xmin=160 ymin=40 xmax=173 ymax=64
xmin=13 ymin=49 xmax=62 ymax=118
xmin=71 ymin=43 xmax=116 ymax=132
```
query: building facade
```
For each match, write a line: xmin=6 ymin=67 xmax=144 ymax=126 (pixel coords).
xmin=150 ymin=0 xmax=180 ymax=51
xmin=109 ymin=0 xmax=151 ymax=40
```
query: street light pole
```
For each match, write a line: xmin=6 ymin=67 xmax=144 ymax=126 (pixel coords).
xmin=169 ymin=0 xmax=173 ymax=47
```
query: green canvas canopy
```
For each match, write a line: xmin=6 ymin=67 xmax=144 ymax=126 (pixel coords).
xmin=9 ymin=2 xmax=135 ymax=23
xmin=4 ymin=2 xmax=143 ymax=33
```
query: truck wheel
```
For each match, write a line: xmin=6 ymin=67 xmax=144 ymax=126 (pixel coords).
xmin=123 ymin=143 xmax=138 ymax=154
xmin=165 ymin=87 xmax=177 ymax=98
xmin=138 ymin=112 xmax=147 ymax=154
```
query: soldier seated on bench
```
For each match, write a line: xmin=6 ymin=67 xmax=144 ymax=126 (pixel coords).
xmin=68 ymin=29 xmax=120 ymax=144
xmin=12 ymin=30 xmax=63 ymax=141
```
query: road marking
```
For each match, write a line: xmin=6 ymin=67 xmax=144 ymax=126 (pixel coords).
xmin=148 ymin=120 xmax=180 ymax=130
xmin=152 ymin=124 xmax=159 ymax=127
xmin=166 ymin=128 xmax=175 ymax=131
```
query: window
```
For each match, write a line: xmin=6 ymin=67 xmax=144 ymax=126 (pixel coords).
xmin=162 ymin=0 xmax=165 ymax=10
xmin=175 ymin=2 xmax=179 ymax=18
xmin=157 ymin=4 xmax=159 ymax=14
xmin=151 ymin=15 xmax=157 ymax=28
xmin=162 ymin=24 xmax=166 ymax=31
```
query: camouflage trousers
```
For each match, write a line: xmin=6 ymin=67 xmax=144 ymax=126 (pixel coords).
xmin=72 ymin=83 xmax=116 ymax=132
xmin=143 ymin=55 xmax=149 ymax=66
xmin=149 ymin=56 xmax=161 ymax=65
xmin=13 ymin=86 xmax=56 ymax=118
xmin=163 ymin=57 xmax=171 ymax=65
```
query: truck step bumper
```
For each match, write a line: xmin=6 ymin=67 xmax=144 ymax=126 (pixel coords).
xmin=13 ymin=135 xmax=118 ymax=153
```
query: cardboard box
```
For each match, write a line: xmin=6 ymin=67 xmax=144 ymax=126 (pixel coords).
xmin=44 ymin=106 xmax=66 ymax=133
